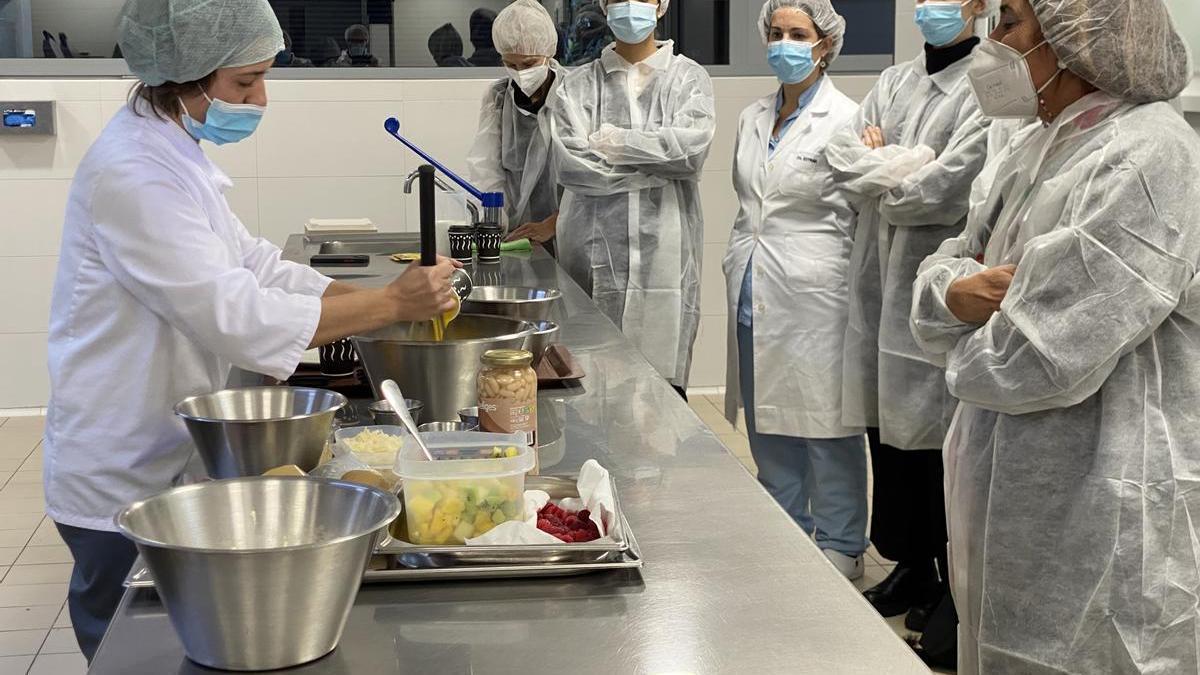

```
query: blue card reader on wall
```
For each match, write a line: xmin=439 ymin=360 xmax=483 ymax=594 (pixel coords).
xmin=0 ymin=102 xmax=56 ymax=136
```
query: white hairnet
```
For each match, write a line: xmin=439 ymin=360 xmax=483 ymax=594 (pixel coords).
xmin=494 ymin=0 xmax=557 ymax=57
xmin=1033 ymin=0 xmax=1192 ymax=103
xmin=602 ymin=0 xmax=671 ymax=19
xmin=118 ymin=0 xmax=284 ymax=86
xmin=756 ymin=0 xmax=845 ymax=62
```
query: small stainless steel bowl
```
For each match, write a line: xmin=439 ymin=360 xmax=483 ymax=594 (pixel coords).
xmin=457 ymin=406 xmax=480 ymax=428
xmin=417 ymin=421 xmax=478 ymax=433
xmin=461 ymin=286 xmax=563 ymax=322
xmin=524 ymin=320 xmax=561 ymax=367
xmin=369 ymin=398 xmax=423 ymax=426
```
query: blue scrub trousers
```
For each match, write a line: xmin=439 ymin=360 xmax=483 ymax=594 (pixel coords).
xmin=737 ymin=321 xmax=869 ymax=557
xmin=55 ymin=522 xmax=139 ymax=662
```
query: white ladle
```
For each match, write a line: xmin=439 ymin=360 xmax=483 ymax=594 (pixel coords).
xmin=381 ymin=379 xmax=435 ymax=461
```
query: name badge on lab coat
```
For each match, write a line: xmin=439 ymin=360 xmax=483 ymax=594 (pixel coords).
xmin=779 ymin=151 xmax=826 ymax=199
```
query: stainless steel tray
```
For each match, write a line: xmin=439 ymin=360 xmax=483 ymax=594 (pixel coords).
xmin=124 ymin=474 xmax=642 ymax=587
xmin=382 ymin=475 xmax=629 ymax=567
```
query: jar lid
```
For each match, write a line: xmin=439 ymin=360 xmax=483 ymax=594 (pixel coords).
xmin=481 ymin=349 xmax=533 ymax=367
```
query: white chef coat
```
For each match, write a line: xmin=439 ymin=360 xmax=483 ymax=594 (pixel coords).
xmin=45 ymin=102 xmax=331 ymax=532
xmin=722 ymin=77 xmax=863 ymax=438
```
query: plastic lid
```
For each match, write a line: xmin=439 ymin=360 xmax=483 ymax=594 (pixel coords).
xmin=481 ymin=349 xmax=533 ymax=367
xmin=394 ymin=431 xmax=533 ymax=480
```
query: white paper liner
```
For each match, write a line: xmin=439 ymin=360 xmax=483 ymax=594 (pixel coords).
xmin=466 ymin=460 xmax=616 ymax=546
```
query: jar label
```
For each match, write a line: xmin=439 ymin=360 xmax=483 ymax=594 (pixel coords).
xmin=479 ymin=400 xmax=538 ymax=448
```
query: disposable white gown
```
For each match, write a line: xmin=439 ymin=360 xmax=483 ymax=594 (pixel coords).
xmin=911 ymin=93 xmax=1200 ymax=674
xmin=550 ymin=41 xmax=715 ymax=387
xmin=466 ymin=60 xmax=570 ymax=229
xmin=45 ymin=103 xmax=330 ymax=531
xmin=825 ymin=49 xmax=990 ymax=450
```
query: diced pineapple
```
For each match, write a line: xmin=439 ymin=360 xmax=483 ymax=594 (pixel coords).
xmin=453 ymin=521 xmax=475 ymax=542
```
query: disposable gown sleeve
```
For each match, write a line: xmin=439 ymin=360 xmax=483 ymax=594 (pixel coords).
xmin=235 ymin=221 xmax=332 ymax=297
xmin=549 ymin=75 xmax=669 ymax=197
xmin=586 ymin=69 xmax=716 ymax=180
xmin=825 ymin=72 xmax=935 ymax=199
xmin=943 ymin=161 xmax=1196 ymax=415
xmin=465 ymin=83 xmax=508 ymax=194
xmin=879 ymin=106 xmax=990 ymax=227
xmin=909 ymin=233 xmax=987 ymax=355
xmin=91 ymin=158 xmax=322 ymax=382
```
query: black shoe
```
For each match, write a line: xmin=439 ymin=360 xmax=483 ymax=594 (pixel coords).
xmin=905 ymin=635 xmax=957 ymax=670
xmin=862 ymin=561 xmax=938 ymax=617
xmin=904 ymin=594 xmax=941 ymax=632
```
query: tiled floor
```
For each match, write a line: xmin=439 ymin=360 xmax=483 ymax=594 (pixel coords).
xmin=0 ymin=416 xmax=85 ymax=675
xmin=686 ymin=395 xmax=946 ymax=672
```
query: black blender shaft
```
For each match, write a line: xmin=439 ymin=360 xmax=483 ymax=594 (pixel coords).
xmin=418 ymin=164 xmax=437 ymax=267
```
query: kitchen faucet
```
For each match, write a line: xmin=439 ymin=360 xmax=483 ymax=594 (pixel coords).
xmin=403 ymin=168 xmax=480 ymax=226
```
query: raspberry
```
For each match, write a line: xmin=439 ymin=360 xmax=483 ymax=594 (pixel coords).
xmin=535 ymin=501 xmax=602 ymax=542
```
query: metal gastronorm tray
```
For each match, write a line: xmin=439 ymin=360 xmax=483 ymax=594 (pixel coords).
xmin=124 ymin=475 xmax=642 ymax=587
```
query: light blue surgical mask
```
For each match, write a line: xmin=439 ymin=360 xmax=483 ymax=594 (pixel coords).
xmin=767 ymin=40 xmax=818 ymax=85
xmin=179 ymin=87 xmax=265 ymax=146
xmin=915 ymin=1 xmax=970 ymax=48
xmin=607 ymin=2 xmax=658 ymax=44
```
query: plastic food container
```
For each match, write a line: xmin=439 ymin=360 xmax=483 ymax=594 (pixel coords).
xmin=333 ymin=425 xmax=406 ymax=470
xmin=394 ymin=431 xmax=533 ymax=545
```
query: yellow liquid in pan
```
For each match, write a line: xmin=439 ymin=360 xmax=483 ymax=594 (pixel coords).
xmin=430 ymin=295 xmax=461 ymax=342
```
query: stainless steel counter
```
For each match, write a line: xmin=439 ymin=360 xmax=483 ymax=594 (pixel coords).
xmin=88 ymin=237 xmax=928 ymax=674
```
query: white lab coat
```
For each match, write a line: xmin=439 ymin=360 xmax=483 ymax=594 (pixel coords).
xmin=45 ymin=103 xmax=331 ymax=532
xmin=722 ymin=78 xmax=863 ymax=438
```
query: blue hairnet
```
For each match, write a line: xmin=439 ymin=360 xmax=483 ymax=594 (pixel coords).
xmin=118 ymin=0 xmax=284 ymax=86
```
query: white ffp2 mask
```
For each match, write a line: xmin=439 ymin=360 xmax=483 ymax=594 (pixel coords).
xmin=507 ymin=63 xmax=550 ymax=98
xmin=967 ymin=39 xmax=1062 ymax=120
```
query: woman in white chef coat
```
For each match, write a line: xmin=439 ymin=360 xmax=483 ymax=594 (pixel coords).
xmin=722 ymin=0 xmax=867 ymax=579
xmin=44 ymin=0 xmax=457 ymax=661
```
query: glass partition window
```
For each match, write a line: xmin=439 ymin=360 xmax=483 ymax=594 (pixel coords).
xmin=0 ymin=0 xmax=732 ymax=68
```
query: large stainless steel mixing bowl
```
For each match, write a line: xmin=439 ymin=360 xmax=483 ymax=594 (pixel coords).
xmin=115 ymin=477 xmax=400 ymax=671
xmin=352 ymin=314 xmax=533 ymax=421
xmin=460 ymin=286 xmax=563 ymax=322
xmin=175 ymin=387 xmax=347 ymax=478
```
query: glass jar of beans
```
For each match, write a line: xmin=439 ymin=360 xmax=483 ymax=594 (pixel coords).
xmin=477 ymin=349 xmax=538 ymax=473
